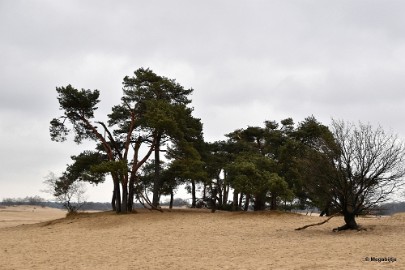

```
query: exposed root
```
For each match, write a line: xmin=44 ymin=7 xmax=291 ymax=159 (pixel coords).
xmin=333 ymin=224 xmax=367 ymax=232
xmin=295 ymin=213 xmax=339 ymax=231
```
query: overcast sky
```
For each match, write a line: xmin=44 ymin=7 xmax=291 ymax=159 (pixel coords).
xmin=1 ymin=0 xmax=405 ymax=202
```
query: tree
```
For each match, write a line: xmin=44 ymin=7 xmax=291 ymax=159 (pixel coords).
xmin=50 ymin=81 xmax=156 ymax=213
xmin=292 ymin=116 xmax=339 ymax=212
xmin=167 ymin=139 xmax=207 ymax=208
xmin=43 ymin=172 xmax=87 ymax=213
xmin=203 ymin=141 xmax=234 ymax=210
xmin=300 ymin=120 xmax=405 ymax=230
xmin=227 ymin=153 xmax=292 ymax=211
xmin=268 ymin=173 xmax=294 ymax=210
xmin=329 ymin=120 xmax=405 ymax=230
xmin=225 ymin=120 xmax=298 ymax=211
xmin=122 ymin=68 xmax=195 ymax=207
xmin=43 ymin=152 xmax=106 ymax=213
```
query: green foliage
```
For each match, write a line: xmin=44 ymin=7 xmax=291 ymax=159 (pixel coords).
xmin=49 ymin=118 xmax=70 ymax=142
xmin=228 ymin=154 xmax=275 ymax=195
xmin=292 ymin=116 xmax=340 ymax=209
xmin=51 ymin=67 xmax=359 ymax=215
xmin=50 ymin=85 xmax=101 ymax=143
xmin=56 ymin=85 xmax=100 ymax=119
xmin=90 ymin=160 xmax=128 ymax=175
xmin=66 ymin=151 xmax=106 ymax=184
xmin=216 ymin=116 xmax=340 ymax=211
xmin=120 ymin=68 xmax=200 ymax=142
xmin=122 ymin=68 xmax=193 ymax=107
xmin=138 ymin=160 xmax=180 ymax=196
xmin=142 ymin=100 xmax=183 ymax=138
xmin=168 ymin=140 xmax=207 ymax=182
xmin=50 ymin=67 xmax=202 ymax=211
xmin=203 ymin=141 xmax=231 ymax=181
xmin=267 ymin=173 xmax=294 ymax=201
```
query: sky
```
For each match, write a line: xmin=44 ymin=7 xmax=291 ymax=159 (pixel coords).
xmin=1 ymin=0 xmax=405 ymax=202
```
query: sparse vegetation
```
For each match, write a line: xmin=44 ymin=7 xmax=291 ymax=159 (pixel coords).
xmin=42 ymin=172 xmax=87 ymax=213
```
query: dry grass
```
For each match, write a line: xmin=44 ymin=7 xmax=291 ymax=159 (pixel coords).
xmin=0 ymin=206 xmax=404 ymax=269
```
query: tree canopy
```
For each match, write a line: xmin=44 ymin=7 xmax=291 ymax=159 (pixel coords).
xmin=50 ymin=68 xmax=202 ymax=213
xmin=49 ymin=67 xmax=405 ymax=232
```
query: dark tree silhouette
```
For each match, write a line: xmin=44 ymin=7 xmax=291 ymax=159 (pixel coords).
xmin=329 ymin=120 xmax=405 ymax=230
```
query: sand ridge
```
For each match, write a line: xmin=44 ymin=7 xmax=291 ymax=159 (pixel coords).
xmin=0 ymin=206 xmax=404 ymax=269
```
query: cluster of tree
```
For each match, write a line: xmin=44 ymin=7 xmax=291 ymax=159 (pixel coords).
xmin=219 ymin=119 xmax=405 ymax=230
xmin=49 ymin=67 xmax=405 ymax=230
xmin=50 ymin=68 xmax=204 ymax=213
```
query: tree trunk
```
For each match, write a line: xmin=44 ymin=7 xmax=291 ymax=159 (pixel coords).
xmin=333 ymin=212 xmax=359 ymax=231
xmin=270 ymin=194 xmax=277 ymax=210
xmin=344 ymin=213 xmax=358 ymax=229
xmin=152 ymin=133 xmax=161 ymax=207
xmin=169 ymin=189 xmax=174 ymax=209
xmin=210 ymin=186 xmax=217 ymax=213
xmin=320 ymin=208 xmax=330 ymax=217
xmin=128 ymin=179 xmax=134 ymax=212
xmin=111 ymin=190 xmax=116 ymax=212
xmin=232 ymin=191 xmax=239 ymax=211
xmin=244 ymin=194 xmax=250 ymax=211
xmin=121 ymin=183 xmax=128 ymax=213
xmin=254 ymin=194 xmax=266 ymax=211
xmin=223 ymin=183 xmax=229 ymax=206
xmin=114 ymin=179 xmax=121 ymax=213
xmin=191 ymin=180 xmax=196 ymax=208
xmin=238 ymin=193 xmax=244 ymax=210
xmin=210 ymin=196 xmax=217 ymax=213
xmin=217 ymin=184 xmax=223 ymax=208
xmin=320 ymin=201 xmax=331 ymax=217
xmin=222 ymin=171 xmax=228 ymax=205
xmin=202 ymin=184 xmax=207 ymax=201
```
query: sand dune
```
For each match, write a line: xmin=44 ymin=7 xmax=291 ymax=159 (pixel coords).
xmin=0 ymin=206 xmax=404 ymax=269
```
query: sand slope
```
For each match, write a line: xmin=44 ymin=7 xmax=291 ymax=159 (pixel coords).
xmin=0 ymin=207 xmax=404 ymax=269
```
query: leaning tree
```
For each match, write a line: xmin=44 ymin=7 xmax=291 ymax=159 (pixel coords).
xmin=297 ymin=120 xmax=405 ymax=231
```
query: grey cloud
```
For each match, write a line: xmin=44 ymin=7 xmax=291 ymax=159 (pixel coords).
xmin=2 ymin=0 xmax=405 ymax=201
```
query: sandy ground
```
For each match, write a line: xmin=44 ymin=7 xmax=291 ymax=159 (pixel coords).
xmin=0 ymin=206 xmax=404 ymax=270
xmin=0 ymin=205 xmax=66 ymax=229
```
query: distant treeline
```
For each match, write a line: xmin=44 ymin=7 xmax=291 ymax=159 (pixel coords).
xmin=377 ymin=202 xmax=405 ymax=215
xmin=0 ymin=196 xmax=189 ymax=211
xmin=1 ymin=196 xmax=404 ymax=215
